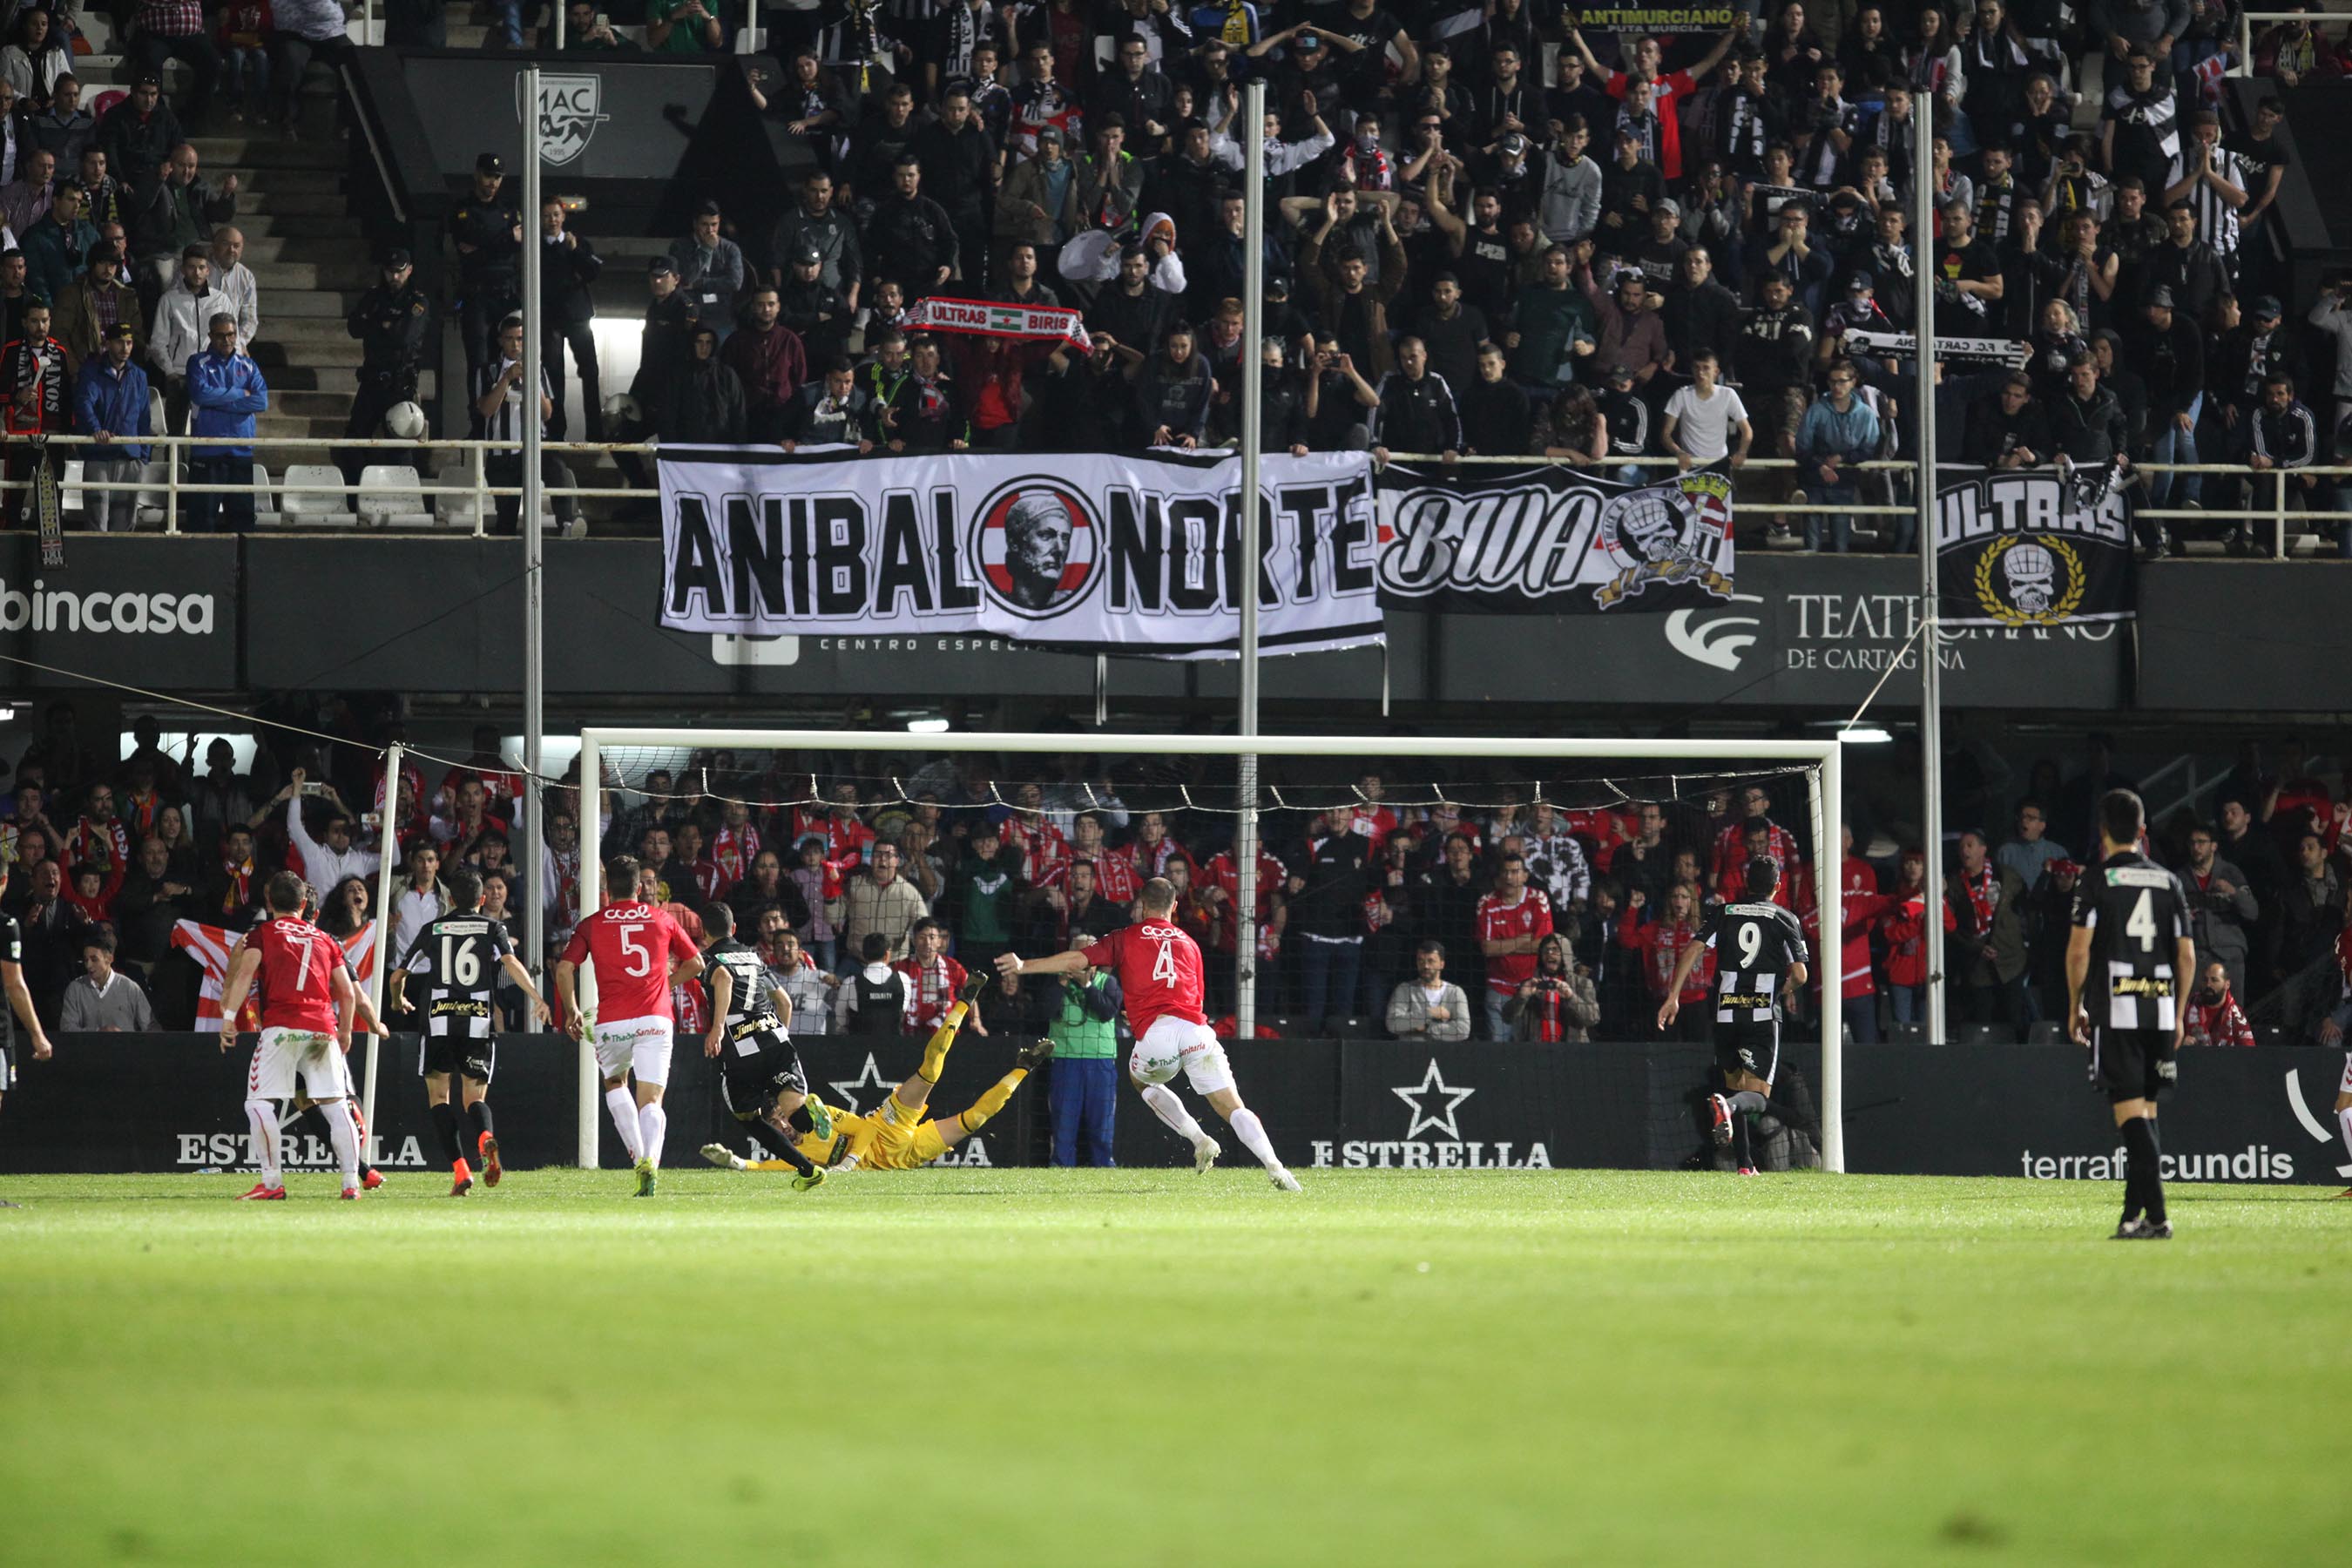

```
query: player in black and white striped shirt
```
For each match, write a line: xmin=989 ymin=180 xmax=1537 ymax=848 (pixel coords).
xmin=2067 ymin=788 xmax=2194 ymax=1240
xmin=1658 ymin=856 xmax=1809 ymax=1175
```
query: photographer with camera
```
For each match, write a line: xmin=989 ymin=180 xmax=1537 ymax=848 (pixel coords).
xmin=1504 ymin=933 xmax=1599 ymax=1044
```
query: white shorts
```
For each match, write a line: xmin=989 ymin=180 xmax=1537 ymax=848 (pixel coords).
xmin=594 ymin=1015 xmax=676 ymax=1087
xmin=249 ymin=1027 xmax=346 ymax=1102
xmin=1128 ymin=1016 xmax=1233 ymax=1098
xmin=2339 ymin=1051 xmax=2352 ymax=1097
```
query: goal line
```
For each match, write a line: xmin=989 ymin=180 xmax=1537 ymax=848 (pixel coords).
xmin=573 ymin=728 xmax=1848 ymax=1174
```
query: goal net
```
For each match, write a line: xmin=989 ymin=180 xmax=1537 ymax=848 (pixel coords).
xmin=570 ymin=729 xmax=1846 ymax=1174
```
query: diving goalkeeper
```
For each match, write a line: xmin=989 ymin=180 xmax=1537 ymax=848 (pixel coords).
xmin=703 ymin=976 xmax=1051 ymax=1173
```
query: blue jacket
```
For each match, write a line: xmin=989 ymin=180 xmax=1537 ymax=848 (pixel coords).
xmin=186 ymin=348 xmax=268 ymax=458
xmin=72 ymin=355 xmax=152 ymax=462
xmin=1795 ymin=395 xmax=1882 ymax=470
xmin=23 ymin=215 xmax=98 ymax=308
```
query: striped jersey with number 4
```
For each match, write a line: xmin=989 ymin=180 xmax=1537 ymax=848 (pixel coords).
xmin=561 ymin=902 xmax=697 ymax=1022
xmin=1082 ymin=921 xmax=1206 ymax=1037
xmin=2071 ymin=852 xmax=2191 ymax=1030
xmin=253 ymin=916 xmax=344 ymax=1034
xmin=402 ymin=915 xmax=512 ymax=1039
xmin=1701 ymin=902 xmax=1809 ymax=1024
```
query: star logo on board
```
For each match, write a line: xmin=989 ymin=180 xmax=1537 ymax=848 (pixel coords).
xmin=829 ymin=1053 xmax=893 ymax=1114
xmin=1393 ymin=1058 xmax=1476 ymax=1140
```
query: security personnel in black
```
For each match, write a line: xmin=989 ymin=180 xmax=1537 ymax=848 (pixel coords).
xmin=451 ymin=152 xmax=523 ymax=381
xmin=776 ymin=247 xmax=847 ymax=364
xmin=618 ymin=255 xmax=693 ymax=487
xmin=538 ymin=197 xmax=604 ymax=442
xmin=844 ymin=932 xmax=909 ymax=1035
xmin=338 ymin=247 xmax=432 ymax=484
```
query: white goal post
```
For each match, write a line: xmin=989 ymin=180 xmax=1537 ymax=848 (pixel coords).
xmin=573 ymin=728 xmax=1847 ymax=1173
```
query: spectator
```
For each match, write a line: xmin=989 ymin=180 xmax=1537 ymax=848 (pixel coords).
xmin=1663 ymin=347 xmax=1752 ymax=470
xmin=71 ymin=321 xmax=151 ymax=533
xmin=2183 ymin=961 xmax=2257 ymax=1048
xmin=1794 ymin=355 xmax=1878 ymax=551
xmin=726 ymin=850 xmax=810 ymax=938
xmin=1504 ymin=933 xmax=1600 ymax=1043
xmin=2246 ymin=372 xmax=2320 ymax=555
xmin=2269 ymin=830 xmax=2341 ymax=979
xmin=149 ymin=246 xmax=217 ymax=425
xmin=471 ymin=313 xmax=581 ymax=537
xmin=1504 ymin=242 xmax=1597 ymax=391
xmin=112 ymin=835 xmax=193 ymax=972
xmin=1585 ymin=266 xmax=1667 ymax=386
xmin=262 ymin=0 xmax=355 ymax=139
xmin=21 ymin=179 xmax=91 ymax=307
xmin=1298 ymin=197 xmax=1405 ymax=378
xmin=213 ymin=2 xmax=273 ymax=124
xmin=841 ymin=841 xmax=928 ymax=963
xmin=1963 ymin=372 xmax=2048 ymax=469
xmin=1386 ymin=938 xmax=1471 ymax=1041
xmin=1045 ymin=936 xmax=1122 ymax=1166
xmin=1369 ymin=335 xmax=1462 ymax=460
xmin=206 ymin=226 xmax=257 ymax=348
xmin=1996 ymin=799 xmax=2069 ymax=889
xmin=663 ymin=321 xmax=748 ymax=443
xmin=1475 ymin=850 xmax=1553 ymax=1041
xmin=1460 ymin=341 xmax=1533 ymax=455
xmin=182 ymin=310 xmax=266 ymax=531
xmin=865 ymin=157 xmax=958 ymax=302
xmin=2045 ymin=351 xmax=2130 ymax=472
xmin=0 ymin=146 xmax=52 ymax=243
xmin=1132 ymin=321 xmax=1214 ymax=448
xmin=60 ymin=930 xmax=157 ymax=1032
xmin=2181 ymin=821 xmax=2257 ymax=998
xmin=760 ymin=922 xmax=833 ymax=1036
xmin=537 ymin=201 xmax=602 ymax=442
xmin=1288 ymin=809 xmax=1373 ymax=1031
xmin=646 ymin=0 xmax=722 ymax=53
xmin=2130 ymin=284 xmax=2204 ymax=538
xmin=1949 ymin=828 xmax=2031 ymax=1033
xmin=775 ymin=245 xmax=848 ymax=365
xmin=895 ymin=916 xmax=977 ymax=1035
xmin=131 ymin=144 xmax=237 ymax=291
xmin=1619 ymin=882 xmax=1714 ymax=1041
xmin=14 ymin=860 xmax=85 ymax=1025
xmin=667 ymin=199 xmax=747 ymax=340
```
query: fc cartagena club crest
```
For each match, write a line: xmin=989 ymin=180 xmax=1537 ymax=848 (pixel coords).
xmin=1592 ymin=470 xmax=1734 ymax=609
xmin=537 ymin=75 xmax=609 ymax=166
xmin=970 ymin=478 xmax=1099 ymax=618
xmin=1972 ymin=534 xmax=2085 ymax=626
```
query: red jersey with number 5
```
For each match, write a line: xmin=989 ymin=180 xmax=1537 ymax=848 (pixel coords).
xmin=253 ymin=916 xmax=343 ymax=1034
xmin=563 ymin=902 xmax=697 ymax=1022
xmin=1083 ymin=920 xmax=1206 ymax=1037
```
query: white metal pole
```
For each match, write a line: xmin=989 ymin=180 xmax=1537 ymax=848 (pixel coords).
xmin=522 ymin=66 xmax=549 ymax=1043
xmin=576 ymin=732 xmax=604 ymax=1167
xmin=555 ymin=0 xmax=565 ymax=48
xmin=363 ymin=740 xmax=405 ymax=1138
xmin=1812 ymin=750 xmax=1844 ymax=1173
xmin=1234 ymin=79 xmax=1267 ymax=1043
xmin=1913 ymin=88 xmax=1948 ymax=1049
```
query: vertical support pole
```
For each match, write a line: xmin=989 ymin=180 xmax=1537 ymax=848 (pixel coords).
xmin=522 ymin=65 xmax=548 ymax=1040
xmin=1094 ymin=653 xmax=1107 ymax=727
xmin=165 ymin=437 xmax=179 ymax=534
xmin=576 ymin=731 xmax=604 ymax=1168
xmin=472 ymin=441 xmax=487 ymax=537
xmin=1913 ymin=89 xmax=1948 ymax=1050
xmin=1233 ymin=80 xmax=1267 ymax=1044
xmin=2275 ymin=469 xmax=2288 ymax=559
xmin=363 ymin=740 xmax=406 ymax=1139
xmin=1812 ymin=749 xmax=1845 ymax=1174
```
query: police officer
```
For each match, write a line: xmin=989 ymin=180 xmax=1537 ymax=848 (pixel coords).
xmin=450 ymin=152 xmax=522 ymax=380
xmin=339 ymin=247 xmax=431 ymax=483
xmin=776 ymin=247 xmax=848 ymax=364
xmin=618 ymin=255 xmax=693 ymax=487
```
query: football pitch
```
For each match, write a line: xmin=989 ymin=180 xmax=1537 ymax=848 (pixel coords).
xmin=2 ymin=1166 xmax=2342 ymax=1566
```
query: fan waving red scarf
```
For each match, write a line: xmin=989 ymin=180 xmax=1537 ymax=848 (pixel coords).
xmin=898 ymin=295 xmax=1093 ymax=354
xmin=1961 ymin=864 xmax=1999 ymax=936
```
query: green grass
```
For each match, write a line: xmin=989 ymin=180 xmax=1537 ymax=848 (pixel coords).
xmin=2 ymin=1166 xmax=2345 ymax=1566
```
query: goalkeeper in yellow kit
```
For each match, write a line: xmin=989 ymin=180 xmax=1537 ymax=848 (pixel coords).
xmin=702 ymin=976 xmax=1052 ymax=1174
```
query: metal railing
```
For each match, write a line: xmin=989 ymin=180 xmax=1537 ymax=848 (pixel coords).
xmin=2233 ymin=10 xmax=2352 ymax=75
xmin=6 ymin=436 xmax=2350 ymax=554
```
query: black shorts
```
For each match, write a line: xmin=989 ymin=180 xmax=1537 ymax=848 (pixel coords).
xmin=418 ymin=1032 xmax=497 ymax=1084
xmin=2092 ymin=1026 xmax=2173 ymax=1103
xmin=720 ymin=1028 xmax=809 ymax=1119
xmin=1715 ymin=1019 xmax=1780 ymax=1085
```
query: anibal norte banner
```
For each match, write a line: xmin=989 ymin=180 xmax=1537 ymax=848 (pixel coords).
xmin=1373 ymin=460 xmax=1736 ymax=613
xmin=657 ymin=446 xmax=1384 ymax=658
xmin=1934 ymin=465 xmax=2136 ymax=628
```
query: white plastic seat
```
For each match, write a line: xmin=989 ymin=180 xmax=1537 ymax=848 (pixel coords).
xmin=358 ymin=463 xmax=432 ymax=529
xmin=250 ymin=463 xmax=279 ymax=522
xmin=132 ymin=460 xmax=172 ymax=527
xmin=280 ymin=463 xmax=355 ymax=525
xmin=60 ymin=459 xmax=84 ymax=520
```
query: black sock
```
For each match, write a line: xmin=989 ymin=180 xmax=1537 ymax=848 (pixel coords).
xmin=1732 ymin=1114 xmax=1755 ymax=1168
xmin=466 ymin=1098 xmax=495 ymax=1152
xmin=2119 ymin=1116 xmax=2156 ymax=1222
xmin=2138 ymin=1118 xmax=2166 ymax=1225
xmin=429 ymin=1101 xmax=463 ymax=1169
xmin=743 ymin=1117 xmax=815 ymax=1175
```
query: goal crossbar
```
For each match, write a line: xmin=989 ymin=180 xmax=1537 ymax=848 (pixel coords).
xmin=574 ymin=728 xmax=1846 ymax=1174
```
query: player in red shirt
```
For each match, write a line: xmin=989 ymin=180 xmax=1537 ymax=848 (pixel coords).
xmin=995 ymin=877 xmax=1300 ymax=1190
xmin=1476 ymin=852 xmax=1555 ymax=1040
xmin=220 ymin=871 xmax=361 ymax=1200
xmin=555 ymin=855 xmax=706 ymax=1196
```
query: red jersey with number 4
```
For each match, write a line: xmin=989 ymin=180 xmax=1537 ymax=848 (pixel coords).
xmin=1083 ymin=920 xmax=1206 ymax=1037
xmin=254 ymin=916 xmax=343 ymax=1034
xmin=564 ymin=902 xmax=698 ymax=1023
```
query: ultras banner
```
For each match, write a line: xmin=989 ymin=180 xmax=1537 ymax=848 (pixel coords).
xmin=657 ymin=446 xmax=1384 ymax=658
xmin=1372 ymin=459 xmax=1736 ymax=613
xmin=1934 ymin=464 xmax=2136 ymax=628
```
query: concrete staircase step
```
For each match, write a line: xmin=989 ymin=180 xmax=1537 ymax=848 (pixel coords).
xmin=256 ymin=338 xmax=363 ymax=367
xmin=240 ymin=235 xmax=372 ymax=265
xmin=231 ymin=191 xmax=348 ymax=218
xmin=233 ymin=213 xmax=366 ymax=240
xmin=269 ymin=389 xmax=362 ymax=418
xmin=188 ymin=137 xmax=346 ymax=171
xmin=250 ymin=260 xmax=380 ymax=291
xmin=266 ymin=366 xmax=441 ymax=395
xmin=268 ymin=291 xmax=358 ymax=319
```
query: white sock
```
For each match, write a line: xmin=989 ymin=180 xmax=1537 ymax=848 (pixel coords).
xmin=245 ymin=1099 xmax=282 ymax=1186
xmin=638 ymin=1102 xmax=668 ymax=1168
xmin=320 ymin=1099 xmax=361 ymax=1186
xmin=1139 ymin=1083 xmax=1208 ymax=1147
xmin=1226 ymin=1106 xmax=1285 ymax=1173
xmin=605 ymin=1087 xmax=645 ymax=1162
xmin=2338 ymin=1105 xmax=2352 ymax=1164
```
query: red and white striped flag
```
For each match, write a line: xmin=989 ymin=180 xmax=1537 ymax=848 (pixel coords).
xmin=174 ymin=920 xmax=380 ymax=1028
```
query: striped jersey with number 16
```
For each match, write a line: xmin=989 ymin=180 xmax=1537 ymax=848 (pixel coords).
xmin=2071 ymin=851 xmax=2191 ymax=1030
xmin=1701 ymin=902 xmax=1809 ymax=1024
xmin=401 ymin=913 xmax=512 ymax=1040
xmin=1081 ymin=921 xmax=1206 ymax=1037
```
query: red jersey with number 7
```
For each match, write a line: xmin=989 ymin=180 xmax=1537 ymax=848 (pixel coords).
xmin=253 ymin=916 xmax=344 ymax=1034
xmin=563 ymin=901 xmax=698 ymax=1023
xmin=1082 ymin=920 xmax=1206 ymax=1037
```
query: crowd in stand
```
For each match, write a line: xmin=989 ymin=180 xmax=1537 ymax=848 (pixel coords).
xmin=5 ymin=708 xmax=2348 ymax=1051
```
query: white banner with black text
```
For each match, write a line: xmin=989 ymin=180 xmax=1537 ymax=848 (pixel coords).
xmin=657 ymin=446 xmax=1384 ymax=658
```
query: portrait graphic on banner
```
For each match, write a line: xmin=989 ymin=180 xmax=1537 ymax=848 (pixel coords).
xmin=1934 ymin=466 xmax=2136 ymax=628
xmin=1373 ymin=461 xmax=1735 ymax=613
xmin=656 ymin=447 xmax=1384 ymax=658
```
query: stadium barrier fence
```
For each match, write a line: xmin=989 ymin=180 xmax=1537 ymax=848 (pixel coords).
xmin=9 ymin=1031 xmax=2346 ymax=1186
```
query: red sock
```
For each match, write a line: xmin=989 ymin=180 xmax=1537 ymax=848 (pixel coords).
xmin=452 ymin=1157 xmax=473 ymax=1182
